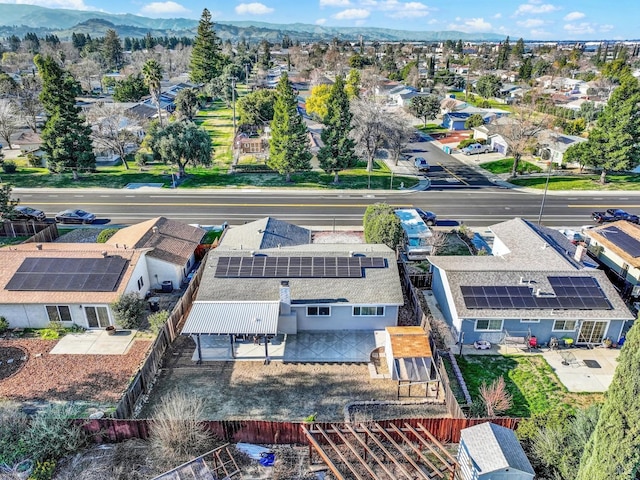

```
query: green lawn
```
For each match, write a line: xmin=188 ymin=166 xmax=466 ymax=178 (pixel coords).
xmin=449 ymin=92 xmax=514 ymax=112
xmin=456 ymin=355 xmax=602 ymax=417
xmin=417 ymin=123 xmax=447 ymax=134
xmin=480 ymin=158 xmax=543 ymax=175
xmin=509 ymin=173 xmax=640 ymax=191
xmin=194 ymin=100 xmax=235 ymax=167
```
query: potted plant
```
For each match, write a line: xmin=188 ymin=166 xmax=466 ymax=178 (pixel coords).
xmin=105 ymin=325 xmax=116 ymax=335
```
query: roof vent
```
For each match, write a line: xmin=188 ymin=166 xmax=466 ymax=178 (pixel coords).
xmin=35 ymin=243 xmax=42 ymax=250
xmin=152 ymin=226 xmax=159 ymax=234
xmin=101 ymin=251 xmax=108 ymax=258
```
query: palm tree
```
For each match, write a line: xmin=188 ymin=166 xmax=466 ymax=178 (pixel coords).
xmin=142 ymin=59 xmax=163 ymax=126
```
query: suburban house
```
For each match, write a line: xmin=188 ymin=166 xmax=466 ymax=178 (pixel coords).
xmin=442 ymin=107 xmax=510 ymax=131
xmin=180 ymin=218 xmax=404 ymax=361
xmin=0 ymin=217 xmax=205 ymax=330
xmin=457 ymin=422 xmax=535 ymax=480
xmin=107 ymin=216 xmax=205 ymax=290
xmin=429 ymin=218 xmax=634 ymax=347
xmin=0 ymin=243 xmax=147 ymax=330
xmin=583 ymin=221 xmax=640 ymax=298
xmin=537 ymin=130 xmax=587 ymax=167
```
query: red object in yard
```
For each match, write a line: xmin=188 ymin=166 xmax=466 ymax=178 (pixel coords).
xmin=528 ymin=336 xmax=538 ymax=349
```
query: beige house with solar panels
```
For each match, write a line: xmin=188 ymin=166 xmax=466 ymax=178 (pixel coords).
xmin=180 ymin=218 xmax=405 ymax=361
xmin=0 ymin=217 xmax=204 ymax=330
xmin=582 ymin=221 xmax=640 ymax=298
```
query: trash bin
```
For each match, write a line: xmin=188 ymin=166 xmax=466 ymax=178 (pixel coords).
xmin=148 ymin=297 xmax=160 ymax=312
xmin=161 ymin=280 xmax=173 ymax=293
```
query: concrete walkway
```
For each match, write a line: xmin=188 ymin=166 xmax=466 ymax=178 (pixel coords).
xmin=50 ymin=329 xmax=137 ymax=355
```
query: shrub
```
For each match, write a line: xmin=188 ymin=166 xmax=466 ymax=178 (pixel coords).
xmin=27 ymin=153 xmax=42 ymax=168
xmin=39 ymin=321 xmax=64 ymax=340
xmin=149 ymin=391 xmax=213 ymax=469
xmin=29 ymin=459 xmax=57 ymax=480
xmin=478 ymin=377 xmax=512 ymax=417
xmin=111 ymin=292 xmax=146 ymax=329
xmin=0 ymin=404 xmax=30 ymax=466
xmin=2 ymin=160 xmax=17 ymax=173
xmin=96 ymin=228 xmax=119 ymax=243
xmin=24 ymin=404 xmax=90 ymax=463
xmin=134 ymin=151 xmax=150 ymax=167
xmin=0 ymin=316 xmax=9 ymax=334
xmin=148 ymin=310 xmax=170 ymax=334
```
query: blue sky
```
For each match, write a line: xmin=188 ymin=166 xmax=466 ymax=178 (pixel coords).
xmin=13 ymin=0 xmax=636 ymax=40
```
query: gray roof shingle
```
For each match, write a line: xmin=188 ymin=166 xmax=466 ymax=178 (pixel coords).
xmin=218 ymin=217 xmax=311 ymax=251
xmin=460 ymin=422 xmax=534 ymax=475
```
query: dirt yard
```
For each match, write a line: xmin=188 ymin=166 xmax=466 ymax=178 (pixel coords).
xmin=138 ymin=337 xmax=449 ymax=422
xmin=0 ymin=338 xmax=151 ymax=406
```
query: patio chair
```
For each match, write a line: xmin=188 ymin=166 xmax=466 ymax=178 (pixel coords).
xmin=528 ymin=336 xmax=538 ymax=351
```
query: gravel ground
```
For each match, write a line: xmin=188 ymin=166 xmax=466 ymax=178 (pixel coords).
xmin=55 ymin=228 xmax=104 ymax=243
xmin=312 ymin=230 xmax=364 ymax=243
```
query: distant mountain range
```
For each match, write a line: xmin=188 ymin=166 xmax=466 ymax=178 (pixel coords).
xmin=0 ymin=4 xmax=506 ymax=42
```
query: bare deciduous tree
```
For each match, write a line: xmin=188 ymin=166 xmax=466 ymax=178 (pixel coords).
xmin=350 ymin=98 xmax=387 ymax=172
xmin=86 ymin=102 xmax=145 ymax=170
xmin=428 ymin=230 xmax=450 ymax=256
xmin=383 ymin=112 xmax=413 ymax=165
xmin=0 ymin=100 xmax=20 ymax=149
xmin=479 ymin=377 xmax=512 ymax=417
xmin=18 ymin=75 xmax=41 ymax=133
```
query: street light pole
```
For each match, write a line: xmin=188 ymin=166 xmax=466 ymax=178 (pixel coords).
xmin=228 ymin=76 xmax=237 ymax=137
xmin=537 ymin=160 xmax=552 ymax=225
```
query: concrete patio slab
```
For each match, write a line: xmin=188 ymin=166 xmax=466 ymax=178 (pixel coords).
xmin=50 ymin=329 xmax=137 ymax=355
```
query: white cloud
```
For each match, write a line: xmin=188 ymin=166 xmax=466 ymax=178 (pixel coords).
xmin=8 ymin=0 xmax=94 ymax=10
xmin=333 ymin=8 xmax=370 ymax=19
xmin=564 ymin=22 xmax=595 ymax=35
xmin=140 ymin=1 xmax=190 ymax=16
xmin=427 ymin=18 xmax=438 ymax=24
xmin=514 ymin=2 xmax=559 ymax=16
xmin=600 ymin=24 xmax=613 ymax=32
xmin=235 ymin=2 xmax=274 ymax=15
xmin=315 ymin=17 xmax=327 ymax=24
xmin=387 ymin=1 xmax=430 ymax=18
xmin=517 ymin=18 xmax=544 ymax=28
xmin=564 ymin=11 xmax=585 ymax=21
xmin=493 ymin=13 xmax=502 ymax=19
xmin=530 ymin=29 xmax=551 ymax=38
xmin=320 ymin=0 xmax=350 ymax=6
xmin=450 ymin=17 xmax=492 ymax=33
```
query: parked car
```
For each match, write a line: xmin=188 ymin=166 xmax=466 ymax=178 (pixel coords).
xmin=55 ymin=209 xmax=96 ymax=224
xmin=415 ymin=208 xmax=437 ymax=226
xmin=558 ymin=229 xmax=583 ymax=244
xmin=592 ymin=211 xmax=616 ymax=224
xmin=414 ymin=157 xmax=430 ymax=172
xmin=461 ymin=143 xmax=493 ymax=155
xmin=9 ymin=206 xmax=46 ymax=221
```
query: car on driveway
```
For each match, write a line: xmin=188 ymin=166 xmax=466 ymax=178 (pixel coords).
xmin=55 ymin=209 xmax=96 ymax=224
xmin=461 ymin=143 xmax=493 ymax=155
xmin=414 ymin=157 xmax=430 ymax=171
xmin=415 ymin=208 xmax=437 ymax=226
xmin=10 ymin=206 xmax=46 ymax=221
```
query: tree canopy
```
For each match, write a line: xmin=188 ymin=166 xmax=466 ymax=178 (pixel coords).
xmin=237 ymin=89 xmax=277 ymax=128
xmin=156 ymin=121 xmax=212 ymax=177
xmin=35 ymin=54 xmax=95 ymax=180
xmin=317 ymin=75 xmax=358 ymax=183
xmin=363 ymin=203 xmax=403 ymax=249
xmin=305 ymin=84 xmax=332 ymax=121
xmin=268 ymin=72 xmax=312 ymax=182
xmin=142 ymin=59 xmax=163 ymax=126
xmin=189 ymin=8 xmax=225 ymax=83
xmin=409 ymin=95 xmax=440 ymax=127
xmin=475 ymin=74 xmax=502 ymax=99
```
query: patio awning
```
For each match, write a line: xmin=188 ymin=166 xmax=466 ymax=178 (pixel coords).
xmin=181 ymin=301 xmax=280 ymax=336
xmin=394 ymin=357 xmax=432 ymax=382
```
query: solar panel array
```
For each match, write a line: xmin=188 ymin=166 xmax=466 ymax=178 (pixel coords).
xmin=214 ymin=256 xmax=386 ymax=278
xmin=461 ymin=276 xmax=612 ymax=310
xmin=598 ymin=225 xmax=640 ymax=257
xmin=6 ymin=256 xmax=128 ymax=292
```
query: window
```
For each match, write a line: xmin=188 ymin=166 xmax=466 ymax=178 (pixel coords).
xmin=137 ymin=276 xmax=144 ymax=290
xmin=475 ymin=319 xmax=503 ymax=331
xmin=553 ymin=320 xmax=577 ymax=331
xmin=353 ymin=306 xmax=384 ymax=316
xmin=307 ymin=306 xmax=330 ymax=316
xmin=46 ymin=305 xmax=71 ymax=323
xmin=520 ymin=318 xmax=540 ymax=323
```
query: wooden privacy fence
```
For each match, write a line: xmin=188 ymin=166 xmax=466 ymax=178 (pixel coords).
xmin=82 ymin=417 xmax=521 ymax=445
xmin=0 ymin=220 xmax=58 ymax=240
xmin=114 ymin=254 xmax=208 ymax=419
xmin=437 ymin=357 xmax=466 ymax=419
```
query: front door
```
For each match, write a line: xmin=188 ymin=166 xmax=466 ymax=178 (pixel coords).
xmin=85 ymin=306 xmax=111 ymax=328
xmin=577 ymin=321 xmax=608 ymax=344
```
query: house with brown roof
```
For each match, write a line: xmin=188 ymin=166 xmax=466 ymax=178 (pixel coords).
xmin=0 ymin=243 xmax=147 ymax=329
xmin=107 ymin=217 xmax=205 ymax=290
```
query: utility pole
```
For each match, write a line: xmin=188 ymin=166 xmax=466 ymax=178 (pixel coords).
xmin=228 ymin=76 xmax=237 ymax=137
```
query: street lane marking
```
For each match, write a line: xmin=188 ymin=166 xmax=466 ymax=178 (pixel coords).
xmin=436 ymin=163 xmax=469 ymax=185
xmin=568 ymin=205 xmax=640 ymax=208
xmin=29 ymin=202 xmax=412 ymax=208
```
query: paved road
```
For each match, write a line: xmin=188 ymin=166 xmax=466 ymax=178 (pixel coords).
xmin=15 ymin=187 xmax=640 ymax=229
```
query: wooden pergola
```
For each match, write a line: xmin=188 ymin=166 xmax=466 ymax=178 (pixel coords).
xmin=301 ymin=422 xmax=458 ymax=480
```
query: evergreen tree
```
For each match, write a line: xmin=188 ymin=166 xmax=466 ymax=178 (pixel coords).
xmin=142 ymin=59 xmax=163 ymax=126
xmin=259 ymin=40 xmax=272 ymax=70
xmin=513 ymin=38 xmax=525 ymax=59
xmin=576 ymin=322 xmax=640 ymax=479
xmin=102 ymin=29 xmax=123 ymax=71
xmin=594 ymin=43 xmax=602 ymax=65
xmin=455 ymin=39 xmax=463 ymax=54
xmin=113 ymin=74 xmax=147 ymax=102
xmin=35 ymin=55 xmax=95 ymax=180
xmin=156 ymin=121 xmax=212 ymax=177
xmin=317 ymin=75 xmax=358 ymax=184
xmin=268 ymin=72 xmax=311 ymax=182
xmin=519 ymin=57 xmax=533 ymax=81
xmin=189 ymin=8 xmax=225 ymax=84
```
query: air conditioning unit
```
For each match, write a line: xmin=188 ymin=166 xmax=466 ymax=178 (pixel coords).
xmin=632 ymin=285 xmax=640 ymax=297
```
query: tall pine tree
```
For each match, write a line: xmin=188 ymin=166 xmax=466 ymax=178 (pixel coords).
xmin=35 ymin=55 xmax=94 ymax=180
xmin=576 ymin=322 xmax=640 ymax=479
xmin=268 ymin=72 xmax=311 ymax=182
xmin=189 ymin=8 xmax=225 ymax=84
xmin=318 ymin=75 xmax=357 ymax=184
